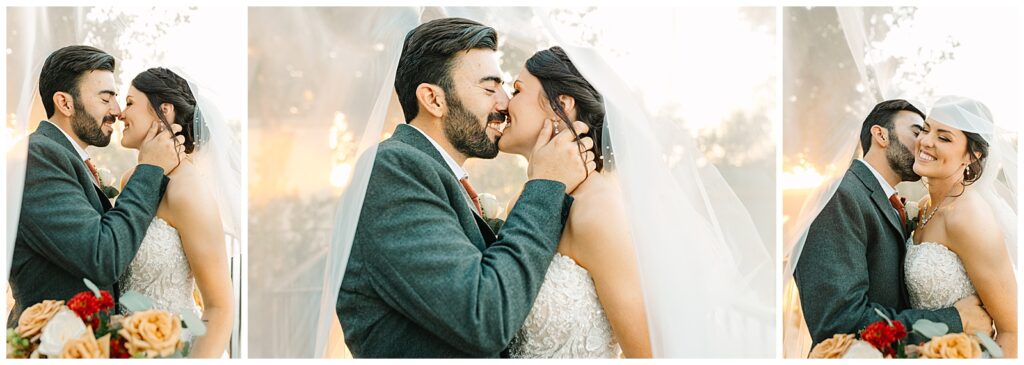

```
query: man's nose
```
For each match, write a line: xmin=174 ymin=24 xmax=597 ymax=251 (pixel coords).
xmin=495 ymin=87 xmax=510 ymax=111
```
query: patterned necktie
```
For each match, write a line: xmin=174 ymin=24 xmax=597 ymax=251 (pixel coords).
xmin=84 ymin=158 xmax=102 ymax=187
xmin=889 ymin=194 xmax=908 ymax=227
xmin=459 ymin=177 xmax=483 ymax=216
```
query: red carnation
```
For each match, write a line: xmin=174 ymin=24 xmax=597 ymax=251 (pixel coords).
xmin=860 ymin=320 xmax=908 ymax=357
xmin=67 ymin=290 xmax=115 ymax=329
xmin=109 ymin=335 xmax=132 ymax=359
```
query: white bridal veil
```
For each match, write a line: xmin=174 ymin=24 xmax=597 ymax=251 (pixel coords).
xmin=249 ymin=7 xmax=776 ymax=358
xmin=782 ymin=6 xmax=1018 ymax=357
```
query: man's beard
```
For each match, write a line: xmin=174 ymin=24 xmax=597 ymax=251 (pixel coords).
xmin=443 ymin=92 xmax=502 ymax=159
xmin=886 ymin=132 xmax=920 ymax=182
xmin=71 ymin=99 xmax=113 ymax=147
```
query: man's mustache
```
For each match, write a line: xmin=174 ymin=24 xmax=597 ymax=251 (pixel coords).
xmin=487 ymin=112 xmax=506 ymax=124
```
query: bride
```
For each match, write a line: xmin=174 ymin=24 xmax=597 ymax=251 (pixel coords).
xmin=115 ymin=67 xmax=234 ymax=357
xmin=498 ymin=46 xmax=649 ymax=358
xmin=906 ymin=96 xmax=1017 ymax=357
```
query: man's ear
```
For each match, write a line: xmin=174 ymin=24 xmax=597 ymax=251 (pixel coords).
xmin=415 ymin=83 xmax=446 ymax=119
xmin=53 ymin=91 xmax=75 ymax=118
xmin=871 ymin=124 xmax=890 ymax=148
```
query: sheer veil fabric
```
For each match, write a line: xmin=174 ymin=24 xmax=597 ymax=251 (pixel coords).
xmin=782 ymin=7 xmax=1018 ymax=357
xmin=290 ymin=7 xmax=776 ymax=358
xmin=4 ymin=8 xmax=245 ymax=356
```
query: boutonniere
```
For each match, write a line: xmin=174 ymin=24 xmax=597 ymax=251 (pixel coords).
xmin=478 ymin=193 xmax=505 ymax=233
xmin=96 ymin=168 xmax=119 ymax=199
xmin=905 ymin=200 xmax=920 ymax=232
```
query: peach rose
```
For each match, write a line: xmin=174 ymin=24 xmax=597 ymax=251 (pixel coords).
xmin=59 ymin=329 xmax=110 ymax=358
xmin=919 ymin=333 xmax=982 ymax=359
xmin=15 ymin=300 xmax=65 ymax=341
xmin=809 ymin=333 xmax=856 ymax=358
xmin=118 ymin=310 xmax=183 ymax=358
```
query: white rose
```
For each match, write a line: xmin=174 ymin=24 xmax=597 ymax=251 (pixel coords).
xmin=478 ymin=193 xmax=503 ymax=219
xmin=37 ymin=308 xmax=87 ymax=358
xmin=905 ymin=200 xmax=920 ymax=220
xmin=97 ymin=168 xmax=116 ymax=187
xmin=842 ymin=340 xmax=884 ymax=359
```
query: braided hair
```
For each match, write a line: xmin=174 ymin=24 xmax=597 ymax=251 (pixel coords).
xmin=131 ymin=67 xmax=199 ymax=153
xmin=525 ymin=46 xmax=607 ymax=171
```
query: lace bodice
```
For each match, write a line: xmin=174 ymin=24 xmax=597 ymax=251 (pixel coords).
xmin=120 ymin=217 xmax=201 ymax=318
xmin=508 ymin=253 xmax=621 ymax=358
xmin=905 ymin=240 xmax=976 ymax=310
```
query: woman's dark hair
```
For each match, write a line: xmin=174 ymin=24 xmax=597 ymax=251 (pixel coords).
xmin=39 ymin=45 xmax=115 ymax=118
xmin=961 ymin=131 xmax=989 ymax=185
xmin=395 ymin=17 xmax=497 ymax=123
xmin=525 ymin=46 xmax=607 ymax=171
xmin=131 ymin=67 xmax=198 ymax=153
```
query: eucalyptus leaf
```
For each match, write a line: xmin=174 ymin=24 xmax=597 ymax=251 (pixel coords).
xmin=975 ymin=331 xmax=1003 ymax=358
xmin=180 ymin=311 xmax=207 ymax=337
xmin=873 ymin=308 xmax=893 ymax=326
xmin=912 ymin=319 xmax=949 ymax=338
xmin=119 ymin=291 xmax=154 ymax=312
xmin=83 ymin=278 xmax=101 ymax=298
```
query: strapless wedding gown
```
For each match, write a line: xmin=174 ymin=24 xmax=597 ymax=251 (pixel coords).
xmin=905 ymin=240 xmax=977 ymax=310
xmin=508 ymin=253 xmax=621 ymax=358
xmin=120 ymin=217 xmax=202 ymax=320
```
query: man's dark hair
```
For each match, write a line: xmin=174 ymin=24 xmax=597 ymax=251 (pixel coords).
xmin=395 ymin=17 xmax=497 ymax=123
xmin=38 ymin=45 xmax=116 ymax=118
xmin=860 ymin=99 xmax=925 ymax=154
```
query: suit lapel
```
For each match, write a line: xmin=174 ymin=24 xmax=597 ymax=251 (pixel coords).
xmin=850 ymin=161 xmax=907 ymax=239
xmin=34 ymin=121 xmax=109 ymax=212
xmin=94 ymin=185 xmax=113 ymax=211
xmin=389 ymin=124 xmax=495 ymax=246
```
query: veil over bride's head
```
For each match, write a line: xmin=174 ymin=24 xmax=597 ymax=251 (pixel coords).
xmin=924 ymin=95 xmax=1016 ymax=262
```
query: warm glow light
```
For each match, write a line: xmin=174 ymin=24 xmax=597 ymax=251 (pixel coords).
xmin=329 ymin=112 xmax=348 ymax=149
xmin=781 ymin=163 xmax=825 ymax=190
xmin=330 ymin=163 xmax=353 ymax=189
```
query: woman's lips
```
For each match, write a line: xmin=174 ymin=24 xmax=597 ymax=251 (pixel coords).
xmin=487 ymin=120 xmax=507 ymax=134
xmin=918 ymin=150 xmax=937 ymax=162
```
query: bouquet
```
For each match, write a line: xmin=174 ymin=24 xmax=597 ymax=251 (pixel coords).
xmin=809 ymin=308 xmax=1003 ymax=359
xmin=7 ymin=278 xmax=206 ymax=358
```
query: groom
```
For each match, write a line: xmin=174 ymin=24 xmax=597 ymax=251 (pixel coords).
xmin=8 ymin=45 xmax=185 ymax=326
xmin=794 ymin=99 xmax=993 ymax=347
xmin=337 ymin=18 xmax=597 ymax=358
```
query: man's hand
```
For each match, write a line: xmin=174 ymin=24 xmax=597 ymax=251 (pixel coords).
xmin=137 ymin=121 xmax=187 ymax=175
xmin=954 ymin=295 xmax=994 ymax=337
xmin=527 ymin=118 xmax=597 ymax=194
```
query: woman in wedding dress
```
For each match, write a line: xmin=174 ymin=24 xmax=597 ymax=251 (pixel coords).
xmin=906 ymin=96 xmax=1016 ymax=357
xmin=115 ymin=67 xmax=234 ymax=357
xmin=499 ymin=46 xmax=650 ymax=358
